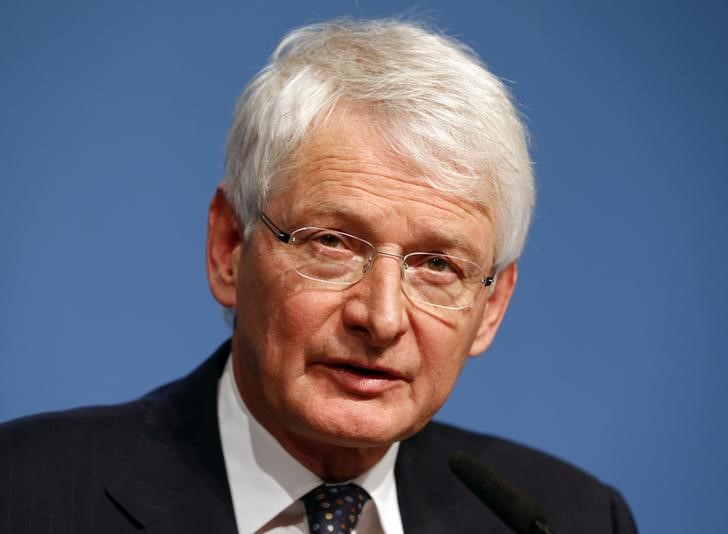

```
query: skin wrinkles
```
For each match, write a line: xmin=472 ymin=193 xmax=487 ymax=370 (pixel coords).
xmin=286 ymin=177 xmax=490 ymax=263
xmin=289 ymin=192 xmax=487 ymax=261
xmin=284 ymin=133 xmax=494 ymax=262
xmin=207 ymin=106 xmax=517 ymax=481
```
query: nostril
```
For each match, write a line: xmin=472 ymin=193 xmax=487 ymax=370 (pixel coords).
xmin=346 ymin=323 xmax=372 ymax=341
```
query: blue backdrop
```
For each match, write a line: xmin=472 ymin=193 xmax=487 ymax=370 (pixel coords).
xmin=2 ymin=1 xmax=727 ymax=532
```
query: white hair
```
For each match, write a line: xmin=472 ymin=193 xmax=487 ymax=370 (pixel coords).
xmin=223 ymin=18 xmax=534 ymax=270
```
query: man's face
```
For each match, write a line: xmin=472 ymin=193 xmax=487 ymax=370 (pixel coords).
xmin=209 ymin=109 xmax=516 ymax=454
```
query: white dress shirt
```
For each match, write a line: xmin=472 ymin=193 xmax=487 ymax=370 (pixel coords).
xmin=217 ymin=355 xmax=405 ymax=534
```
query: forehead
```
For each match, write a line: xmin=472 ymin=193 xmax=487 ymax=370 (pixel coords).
xmin=270 ymin=108 xmax=494 ymax=259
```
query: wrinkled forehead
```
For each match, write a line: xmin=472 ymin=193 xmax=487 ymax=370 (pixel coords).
xmin=265 ymin=109 xmax=496 ymax=263
xmin=272 ymin=105 xmax=494 ymax=220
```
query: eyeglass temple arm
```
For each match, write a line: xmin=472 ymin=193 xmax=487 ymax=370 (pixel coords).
xmin=258 ymin=212 xmax=291 ymax=243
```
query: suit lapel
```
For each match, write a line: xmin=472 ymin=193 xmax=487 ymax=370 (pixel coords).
xmin=106 ymin=341 xmax=238 ymax=534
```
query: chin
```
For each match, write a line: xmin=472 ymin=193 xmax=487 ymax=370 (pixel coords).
xmin=298 ymin=401 xmax=427 ymax=448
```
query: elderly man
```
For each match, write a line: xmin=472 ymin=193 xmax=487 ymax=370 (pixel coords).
xmin=1 ymin=19 xmax=636 ymax=534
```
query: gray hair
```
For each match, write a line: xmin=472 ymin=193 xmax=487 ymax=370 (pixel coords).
xmin=222 ymin=18 xmax=534 ymax=270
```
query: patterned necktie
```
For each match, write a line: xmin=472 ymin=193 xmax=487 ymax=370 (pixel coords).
xmin=301 ymin=483 xmax=371 ymax=533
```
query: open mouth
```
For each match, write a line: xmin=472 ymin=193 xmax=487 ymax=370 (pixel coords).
xmin=310 ymin=358 xmax=407 ymax=395
xmin=330 ymin=363 xmax=397 ymax=379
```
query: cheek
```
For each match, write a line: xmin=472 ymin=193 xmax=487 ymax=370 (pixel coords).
xmin=412 ymin=304 xmax=488 ymax=403
xmin=237 ymin=246 xmax=332 ymax=336
xmin=276 ymin=294 xmax=336 ymax=344
xmin=412 ymin=321 xmax=472 ymax=409
xmin=234 ymin=279 xmax=346 ymax=412
xmin=259 ymin=286 xmax=345 ymax=368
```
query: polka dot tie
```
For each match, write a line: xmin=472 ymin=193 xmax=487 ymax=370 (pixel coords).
xmin=301 ymin=483 xmax=371 ymax=533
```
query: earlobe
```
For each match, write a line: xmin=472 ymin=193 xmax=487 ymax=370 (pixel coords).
xmin=206 ymin=188 xmax=243 ymax=307
xmin=468 ymin=262 xmax=518 ymax=356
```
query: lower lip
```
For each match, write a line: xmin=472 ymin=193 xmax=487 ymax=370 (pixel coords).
xmin=313 ymin=364 xmax=404 ymax=397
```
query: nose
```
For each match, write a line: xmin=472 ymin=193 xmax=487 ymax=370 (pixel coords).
xmin=342 ymin=252 xmax=410 ymax=348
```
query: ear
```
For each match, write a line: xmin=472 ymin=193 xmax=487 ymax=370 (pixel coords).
xmin=468 ymin=262 xmax=518 ymax=356
xmin=206 ymin=188 xmax=243 ymax=307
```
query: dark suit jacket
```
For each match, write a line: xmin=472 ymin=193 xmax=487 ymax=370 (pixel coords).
xmin=0 ymin=341 xmax=637 ymax=533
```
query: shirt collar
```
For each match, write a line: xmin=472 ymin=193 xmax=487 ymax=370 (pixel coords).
xmin=217 ymin=354 xmax=403 ymax=534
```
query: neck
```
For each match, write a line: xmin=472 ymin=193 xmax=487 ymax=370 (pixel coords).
xmin=232 ymin=366 xmax=392 ymax=481
xmin=270 ymin=428 xmax=391 ymax=482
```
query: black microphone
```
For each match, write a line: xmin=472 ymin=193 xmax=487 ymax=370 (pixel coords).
xmin=449 ymin=451 xmax=555 ymax=534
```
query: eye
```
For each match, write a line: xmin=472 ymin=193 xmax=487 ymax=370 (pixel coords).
xmin=425 ymin=256 xmax=456 ymax=273
xmin=406 ymin=254 xmax=465 ymax=285
xmin=316 ymin=233 xmax=345 ymax=248
xmin=304 ymin=230 xmax=361 ymax=259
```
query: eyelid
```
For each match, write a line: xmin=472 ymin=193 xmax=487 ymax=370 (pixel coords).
xmin=406 ymin=253 xmax=465 ymax=276
xmin=296 ymin=222 xmax=485 ymax=269
xmin=301 ymin=228 xmax=371 ymax=253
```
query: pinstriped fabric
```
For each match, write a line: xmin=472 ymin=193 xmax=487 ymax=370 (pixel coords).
xmin=1 ymin=406 xmax=141 ymax=534
xmin=0 ymin=342 xmax=238 ymax=534
xmin=4 ymin=343 xmax=277 ymax=534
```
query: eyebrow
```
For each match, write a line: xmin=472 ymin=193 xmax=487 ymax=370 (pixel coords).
xmin=299 ymin=201 xmax=489 ymax=264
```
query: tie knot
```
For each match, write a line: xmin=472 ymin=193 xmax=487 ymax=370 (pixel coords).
xmin=301 ymin=483 xmax=371 ymax=533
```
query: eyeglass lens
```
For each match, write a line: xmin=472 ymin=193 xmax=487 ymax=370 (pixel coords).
xmin=288 ymin=227 xmax=484 ymax=309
